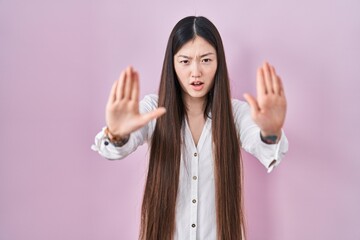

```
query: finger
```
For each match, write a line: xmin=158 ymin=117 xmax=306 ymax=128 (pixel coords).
xmin=108 ymin=80 xmax=118 ymax=104
xmin=270 ymin=66 xmax=281 ymax=95
xmin=278 ymin=76 xmax=285 ymax=97
xmin=257 ymin=67 xmax=266 ymax=96
xmin=140 ymin=107 xmax=167 ymax=125
xmin=123 ymin=66 xmax=133 ymax=100
xmin=263 ymin=62 xmax=274 ymax=94
xmin=131 ymin=70 xmax=140 ymax=101
xmin=243 ymin=93 xmax=260 ymax=118
xmin=116 ymin=70 xmax=126 ymax=100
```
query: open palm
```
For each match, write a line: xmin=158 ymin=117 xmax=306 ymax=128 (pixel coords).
xmin=105 ymin=66 xmax=166 ymax=138
xmin=244 ymin=62 xmax=287 ymax=137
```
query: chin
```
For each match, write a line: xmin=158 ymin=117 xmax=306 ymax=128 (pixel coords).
xmin=188 ymin=92 xmax=208 ymax=99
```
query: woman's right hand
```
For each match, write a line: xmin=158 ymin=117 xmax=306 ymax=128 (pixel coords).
xmin=105 ymin=66 xmax=166 ymax=138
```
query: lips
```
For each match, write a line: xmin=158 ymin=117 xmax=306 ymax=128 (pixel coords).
xmin=190 ymin=81 xmax=204 ymax=91
xmin=191 ymin=81 xmax=203 ymax=86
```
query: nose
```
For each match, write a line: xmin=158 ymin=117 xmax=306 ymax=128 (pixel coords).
xmin=191 ymin=62 xmax=201 ymax=79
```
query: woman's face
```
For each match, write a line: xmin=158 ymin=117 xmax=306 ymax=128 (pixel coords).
xmin=174 ymin=36 xmax=217 ymax=103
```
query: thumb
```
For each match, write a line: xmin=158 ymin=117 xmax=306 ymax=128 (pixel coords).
xmin=243 ymin=93 xmax=260 ymax=117
xmin=140 ymin=107 xmax=167 ymax=124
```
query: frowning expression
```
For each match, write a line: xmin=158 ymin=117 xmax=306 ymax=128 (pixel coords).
xmin=174 ymin=36 xmax=218 ymax=103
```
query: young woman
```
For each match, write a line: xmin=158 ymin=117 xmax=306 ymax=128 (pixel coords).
xmin=92 ymin=16 xmax=288 ymax=240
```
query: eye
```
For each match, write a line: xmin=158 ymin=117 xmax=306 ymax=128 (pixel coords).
xmin=202 ymin=58 xmax=212 ymax=63
xmin=180 ymin=59 xmax=190 ymax=64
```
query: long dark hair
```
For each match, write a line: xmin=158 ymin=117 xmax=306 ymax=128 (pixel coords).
xmin=140 ymin=16 xmax=245 ymax=240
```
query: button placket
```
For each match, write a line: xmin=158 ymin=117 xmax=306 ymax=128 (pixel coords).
xmin=189 ymin=150 xmax=199 ymax=239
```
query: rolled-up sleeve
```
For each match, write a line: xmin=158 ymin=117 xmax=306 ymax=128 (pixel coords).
xmin=232 ymin=99 xmax=289 ymax=173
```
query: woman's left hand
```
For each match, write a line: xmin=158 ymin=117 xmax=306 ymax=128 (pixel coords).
xmin=243 ymin=62 xmax=287 ymax=140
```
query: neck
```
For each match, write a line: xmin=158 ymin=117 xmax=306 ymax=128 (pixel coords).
xmin=183 ymin=94 xmax=206 ymax=117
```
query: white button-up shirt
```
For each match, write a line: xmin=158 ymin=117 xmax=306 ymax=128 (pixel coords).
xmin=92 ymin=94 xmax=289 ymax=240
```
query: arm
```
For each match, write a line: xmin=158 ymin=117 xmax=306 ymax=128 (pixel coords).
xmin=91 ymin=94 xmax=161 ymax=160
xmin=233 ymin=100 xmax=288 ymax=172
xmin=243 ymin=62 xmax=287 ymax=142
xmin=240 ymin=62 xmax=288 ymax=172
xmin=91 ymin=66 xmax=166 ymax=160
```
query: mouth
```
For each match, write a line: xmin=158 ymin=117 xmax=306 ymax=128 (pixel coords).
xmin=190 ymin=81 xmax=205 ymax=91
xmin=190 ymin=81 xmax=204 ymax=86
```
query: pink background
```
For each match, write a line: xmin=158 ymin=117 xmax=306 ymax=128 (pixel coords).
xmin=1 ymin=0 xmax=359 ymax=239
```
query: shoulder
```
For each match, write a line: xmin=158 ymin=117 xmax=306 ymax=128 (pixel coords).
xmin=231 ymin=98 xmax=252 ymax=123
xmin=231 ymin=98 xmax=250 ymax=112
xmin=231 ymin=98 xmax=254 ymax=133
xmin=139 ymin=94 xmax=159 ymax=113
xmin=142 ymin=94 xmax=159 ymax=104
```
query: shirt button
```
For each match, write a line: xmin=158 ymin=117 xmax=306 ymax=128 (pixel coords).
xmin=191 ymin=224 xmax=196 ymax=228
xmin=194 ymin=153 xmax=197 ymax=157
xmin=193 ymin=176 xmax=197 ymax=180
xmin=192 ymin=199 xmax=196 ymax=203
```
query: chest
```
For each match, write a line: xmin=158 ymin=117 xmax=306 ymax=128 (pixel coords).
xmin=187 ymin=116 xmax=206 ymax=146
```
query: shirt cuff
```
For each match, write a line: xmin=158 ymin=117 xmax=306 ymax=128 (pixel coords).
xmin=91 ymin=127 xmax=132 ymax=160
xmin=256 ymin=129 xmax=288 ymax=173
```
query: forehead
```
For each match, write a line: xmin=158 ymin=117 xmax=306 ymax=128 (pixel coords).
xmin=176 ymin=36 xmax=216 ymax=56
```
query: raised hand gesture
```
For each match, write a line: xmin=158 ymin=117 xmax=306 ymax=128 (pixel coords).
xmin=243 ymin=62 xmax=287 ymax=142
xmin=105 ymin=66 xmax=166 ymax=139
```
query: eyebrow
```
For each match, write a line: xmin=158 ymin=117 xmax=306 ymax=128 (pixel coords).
xmin=177 ymin=52 xmax=215 ymax=59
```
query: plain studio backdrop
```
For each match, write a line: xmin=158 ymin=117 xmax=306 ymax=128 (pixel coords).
xmin=1 ymin=0 xmax=359 ymax=239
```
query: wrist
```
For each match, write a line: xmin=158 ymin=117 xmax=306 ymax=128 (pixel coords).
xmin=104 ymin=127 xmax=130 ymax=147
xmin=260 ymin=130 xmax=281 ymax=144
